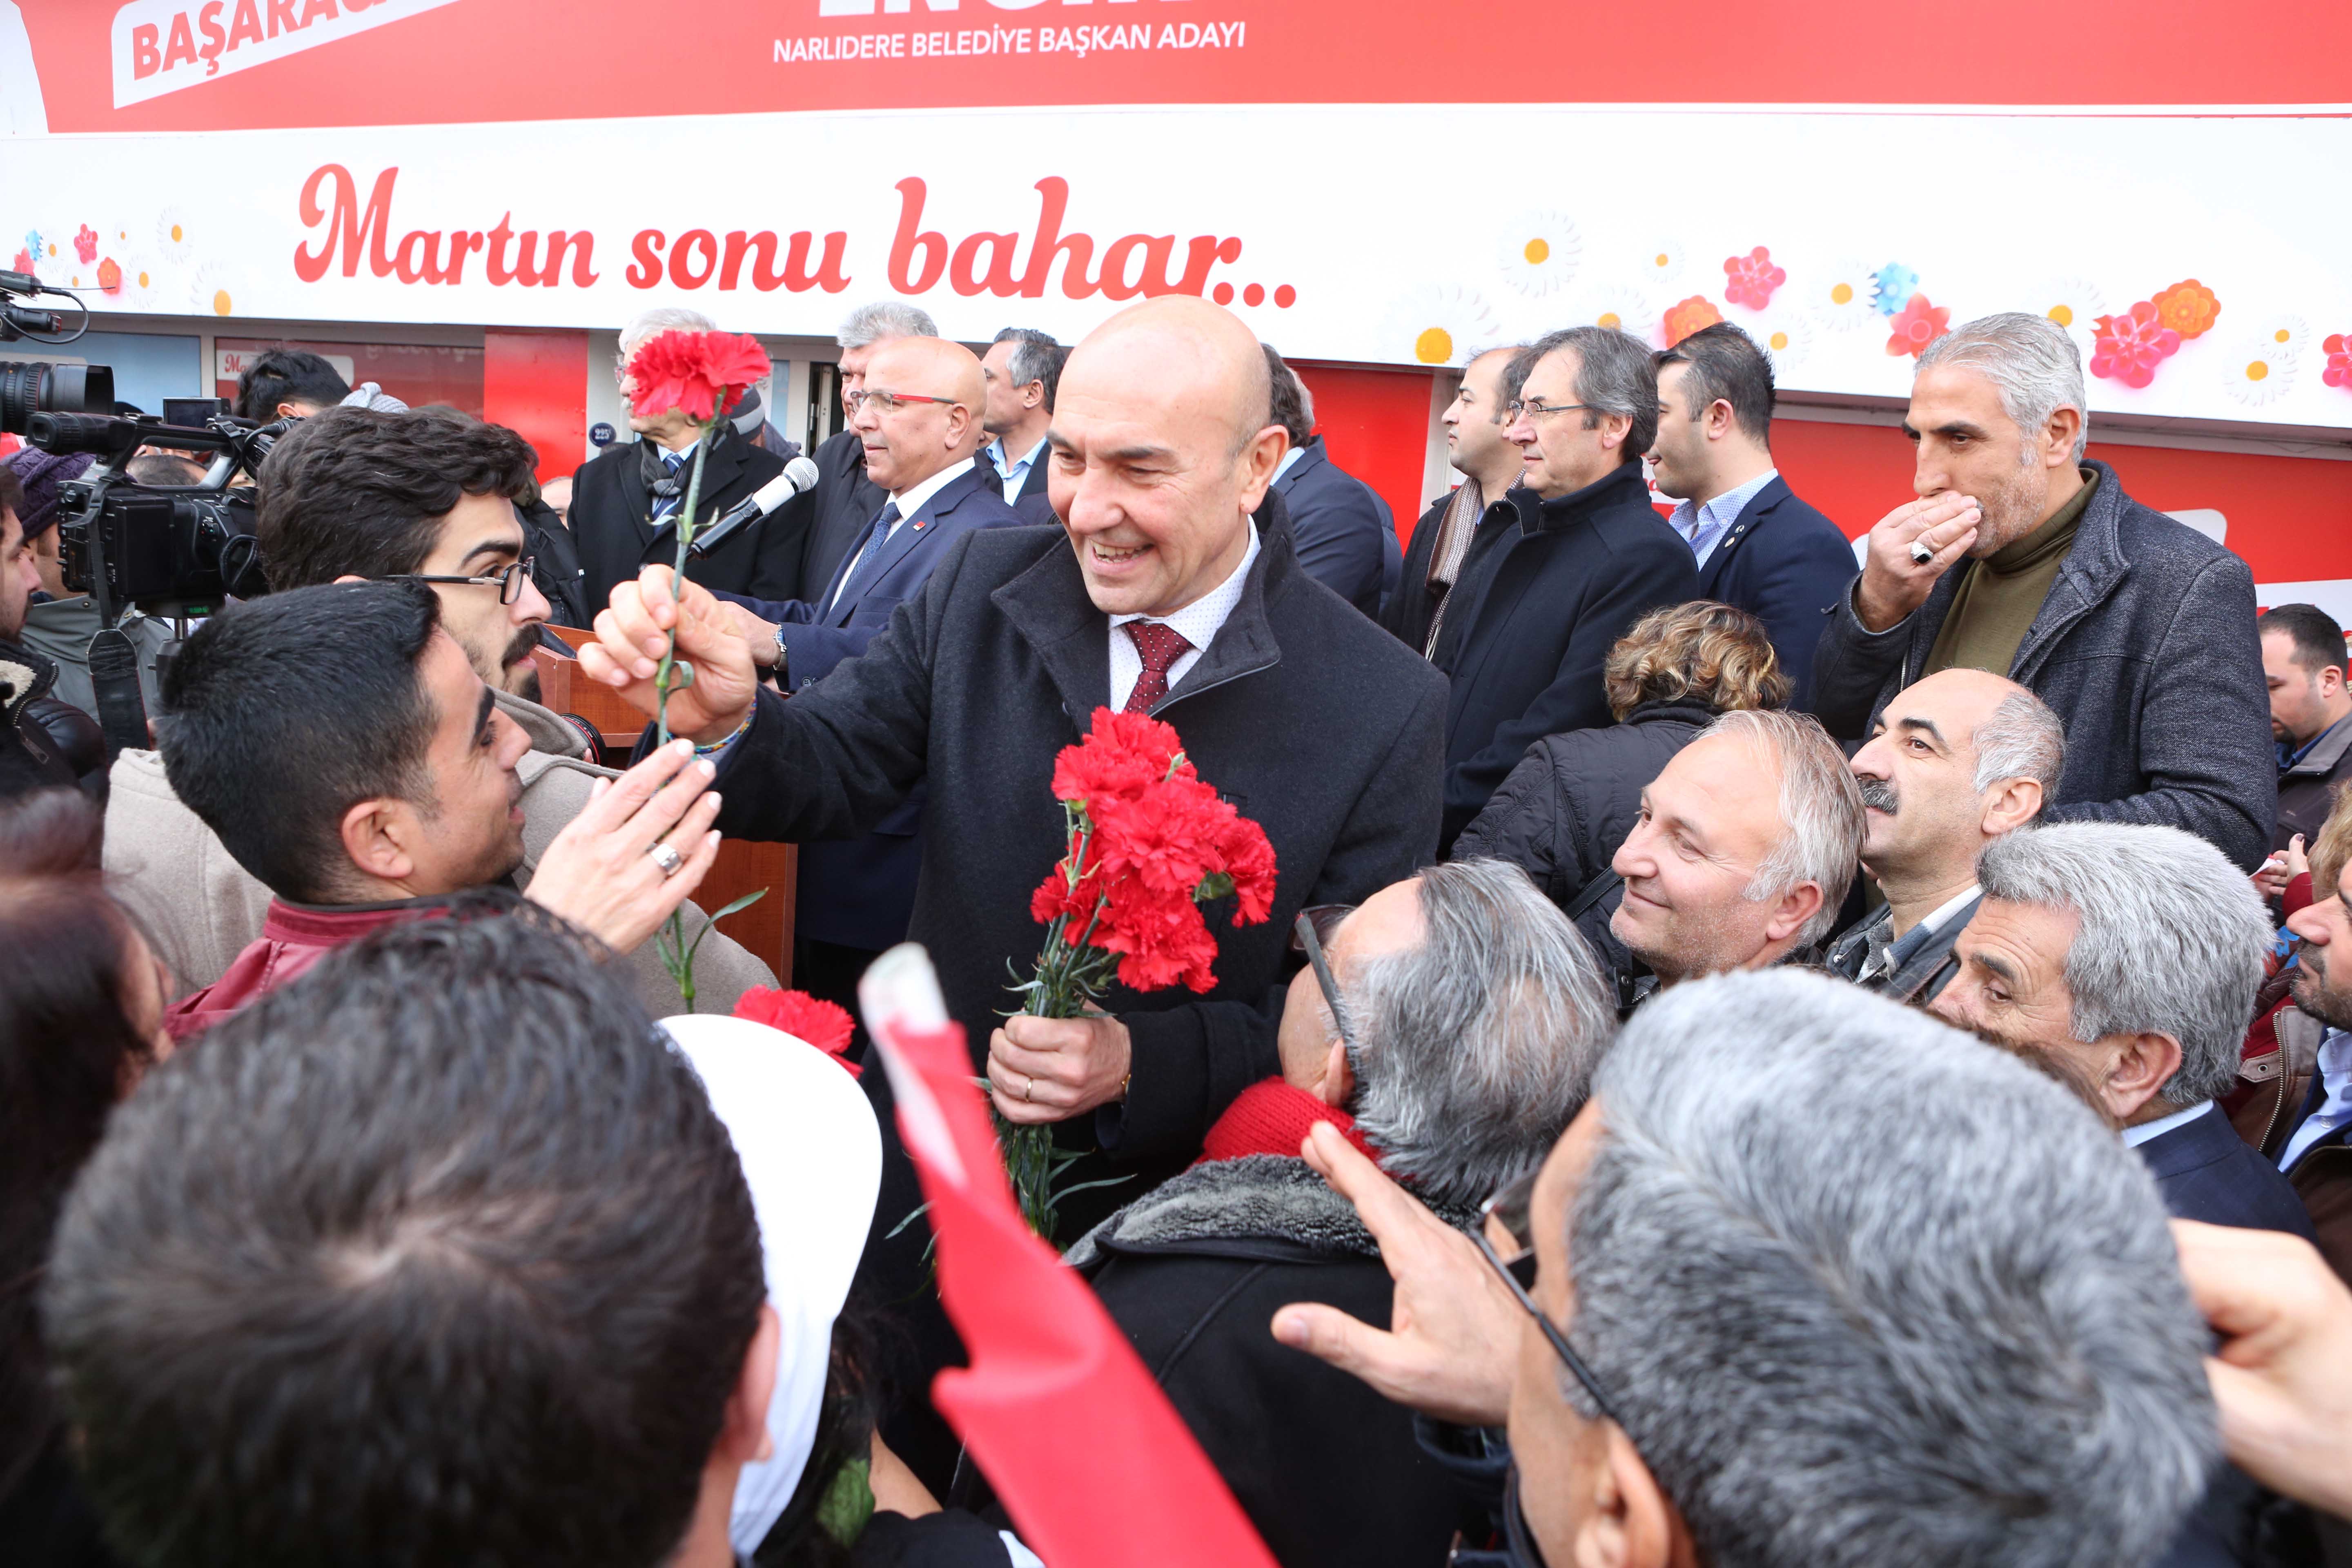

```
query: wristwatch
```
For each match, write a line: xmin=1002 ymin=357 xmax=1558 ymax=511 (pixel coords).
xmin=772 ymin=627 xmax=789 ymax=688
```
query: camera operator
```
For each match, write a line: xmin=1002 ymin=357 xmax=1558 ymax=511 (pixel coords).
xmin=6 ymin=446 xmax=173 ymax=721
xmin=99 ymin=405 xmax=776 ymax=1017
xmin=231 ymin=347 xmax=408 ymax=422
xmin=0 ymin=458 xmax=102 ymax=800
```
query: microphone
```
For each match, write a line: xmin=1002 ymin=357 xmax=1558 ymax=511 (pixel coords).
xmin=688 ymin=455 xmax=822 ymax=558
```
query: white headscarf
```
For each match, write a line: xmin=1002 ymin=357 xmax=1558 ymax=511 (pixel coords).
xmin=662 ymin=1015 xmax=882 ymax=1557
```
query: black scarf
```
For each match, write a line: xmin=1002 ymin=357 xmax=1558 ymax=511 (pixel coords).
xmin=635 ymin=426 xmax=734 ymax=522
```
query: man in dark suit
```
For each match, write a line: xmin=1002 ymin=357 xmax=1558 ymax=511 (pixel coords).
xmin=567 ymin=307 xmax=795 ymax=609
xmin=1263 ymin=345 xmax=1400 ymax=617
xmin=980 ymin=327 xmax=1061 ymax=525
xmin=1430 ymin=326 xmax=1697 ymax=853
xmin=716 ymin=337 xmax=1024 ymax=1016
xmin=583 ymin=296 xmax=1446 ymax=1485
xmin=1386 ymin=344 xmax=1524 ymax=658
xmin=1649 ymin=322 xmax=1855 ymax=707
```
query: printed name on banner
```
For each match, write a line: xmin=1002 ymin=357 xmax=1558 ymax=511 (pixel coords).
xmin=775 ymin=18 xmax=1243 ymax=64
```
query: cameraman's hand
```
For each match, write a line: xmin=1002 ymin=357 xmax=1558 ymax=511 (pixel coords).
xmin=1856 ymin=492 xmax=1981 ymax=633
xmin=523 ymin=738 xmax=723 ymax=955
xmin=580 ymin=566 xmax=760 ymax=746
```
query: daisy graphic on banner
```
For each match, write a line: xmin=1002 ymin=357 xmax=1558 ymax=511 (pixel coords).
xmin=2223 ymin=336 xmax=2296 ymax=407
xmin=858 ymin=945 xmax=1281 ymax=1568
xmin=1577 ymin=285 xmax=1658 ymax=345
xmin=1496 ymin=210 xmax=1580 ymax=297
xmin=1809 ymin=258 xmax=1881 ymax=332
xmin=1386 ymin=283 xmax=1501 ymax=368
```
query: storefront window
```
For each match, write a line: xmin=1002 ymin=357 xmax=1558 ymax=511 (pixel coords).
xmin=214 ymin=338 xmax=484 ymax=415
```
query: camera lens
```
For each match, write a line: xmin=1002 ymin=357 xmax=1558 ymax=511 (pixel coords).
xmin=0 ymin=360 xmax=116 ymax=434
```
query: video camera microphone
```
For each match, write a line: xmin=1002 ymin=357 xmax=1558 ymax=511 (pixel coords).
xmin=689 ymin=456 xmax=822 ymax=559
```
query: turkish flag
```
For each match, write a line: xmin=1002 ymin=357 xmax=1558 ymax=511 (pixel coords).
xmin=859 ymin=946 xmax=1280 ymax=1568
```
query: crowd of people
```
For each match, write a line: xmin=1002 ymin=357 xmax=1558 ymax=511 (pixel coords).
xmin=4 ymin=285 xmax=2352 ymax=1568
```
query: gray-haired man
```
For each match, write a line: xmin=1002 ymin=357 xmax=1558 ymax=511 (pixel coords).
xmin=1811 ymin=312 xmax=2274 ymax=871
xmin=980 ymin=327 xmax=1062 ymax=524
xmin=1070 ymin=860 xmax=1613 ymax=1568
xmin=780 ymin=299 xmax=940 ymax=602
xmin=1824 ymin=666 xmax=2063 ymax=1002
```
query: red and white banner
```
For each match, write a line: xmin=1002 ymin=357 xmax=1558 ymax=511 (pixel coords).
xmin=3 ymin=0 xmax=2350 ymax=429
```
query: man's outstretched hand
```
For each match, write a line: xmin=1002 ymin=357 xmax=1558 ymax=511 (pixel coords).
xmin=1271 ymin=1121 xmax=1521 ymax=1427
xmin=580 ymin=565 xmax=761 ymax=746
xmin=525 ymin=738 xmax=724 ymax=955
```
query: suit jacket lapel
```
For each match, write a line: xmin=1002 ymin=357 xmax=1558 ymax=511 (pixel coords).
xmin=622 ymin=442 xmax=659 ymax=550
xmin=828 ymin=468 xmax=983 ymax=625
xmin=1695 ymin=476 xmax=1789 ymax=597
xmin=1017 ymin=454 xmax=1053 ymax=505
xmin=993 ymin=533 xmax=1110 ymax=730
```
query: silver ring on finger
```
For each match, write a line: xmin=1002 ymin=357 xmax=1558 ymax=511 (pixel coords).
xmin=1907 ymin=539 xmax=1936 ymax=566
xmin=647 ymin=840 xmax=684 ymax=879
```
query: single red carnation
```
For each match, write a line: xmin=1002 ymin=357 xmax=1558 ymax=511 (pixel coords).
xmin=624 ymin=330 xmax=773 ymax=424
xmin=1216 ymin=816 xmax=1278 ymax=924
xmin=731 ymin=987 xmax=860 ymax=1078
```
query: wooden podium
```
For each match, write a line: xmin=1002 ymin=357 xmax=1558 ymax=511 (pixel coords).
xmin=531 ymin=630 xmax=795 ymax=981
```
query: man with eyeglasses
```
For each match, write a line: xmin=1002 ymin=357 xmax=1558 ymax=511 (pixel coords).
xmin=1068 ymin=862 xmax=1613 ymax=1568
xmin=1276 ymin=969 xmax=2223 ymax=1568
xmin=1427 ymin=326 xmax=1695 ymax=855
xmin=100 ymin=405 xmax=776 ymax=1018
xmin=778 ymin=300 xmax=942 ymax=603
xmin=712 ymin=336 xmax=1023 ymax=1023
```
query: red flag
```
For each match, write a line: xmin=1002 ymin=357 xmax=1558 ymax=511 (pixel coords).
xmin=859 ymin=947 xmax=1281 ymax=1568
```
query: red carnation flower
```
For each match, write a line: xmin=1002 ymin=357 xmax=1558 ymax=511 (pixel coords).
xmin=623 ymin=330 xmax=773 ymax=424
xmin=731 ymin=987 xmax=860 ymax=1078
xmin=1051 ymin=707 xmax=1192 ymax=805
xmin=1215 ymin=816 xmax=1278 ymax=924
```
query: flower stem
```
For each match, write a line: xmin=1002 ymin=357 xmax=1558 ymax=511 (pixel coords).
xmin=653 ymin=421 xmax=718 ymax=1005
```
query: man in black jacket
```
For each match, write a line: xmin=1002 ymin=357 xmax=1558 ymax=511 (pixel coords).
xmin=567 ymin=306 xmax=795 ymax=608
xmin=1263 ymin=345 xmax=1400 ymax=618
xmin=1071 ymin=860 xmax=1614 ymax=1568
xmin=2259 ymin=604 xmax=2352 ymax=854
xmin=1430 ymin=326 xmax=1696 ymax=852
xmin=581 ymin=296 xmax=1446 ymax=1477
xmin=1387 ymin=344 xmax=1525 ymax=659
xmin=1648 ymin=323 xmax=1854 ymax=707
xmin=1810 ymin=312 xmax=2275 ymax=870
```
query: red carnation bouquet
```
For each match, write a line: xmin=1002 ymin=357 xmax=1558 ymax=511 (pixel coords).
xmin=733 ymin=986 xmax=860 ymax=1078
xmin=622 ymin=330 xmax=775 ymax=1007
xmin=1007 ymin=708 xmax=1276 ymax=1237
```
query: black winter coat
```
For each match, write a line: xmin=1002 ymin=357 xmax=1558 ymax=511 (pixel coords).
xmin=0 ymin=639 xmax=93 ymax=804
xmin=1382 ymin=490 xmax=1453 ymax=656
xmin=1451 ymin=699 xmax=1715 ymax=974
xmin=1069 ymin=1156 xmax=1481 ymax=1568
xmin=1809 ymin=460 xmax=2276 ymax=870
xmin=1431 ymin=464 xmax=1698 ymax=854
xmin=568 ymin=428 xmax=795 ymax=609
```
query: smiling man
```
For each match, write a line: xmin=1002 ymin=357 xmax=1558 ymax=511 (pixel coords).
xmin=1810 ymin=312 xmax=2274 ymax=871
xmin=580 ymin=294 xmax=1446 ymax=1486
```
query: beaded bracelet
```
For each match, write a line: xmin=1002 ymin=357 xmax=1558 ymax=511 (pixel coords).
xmin=693 ymin=714 xmax=753 ymax=757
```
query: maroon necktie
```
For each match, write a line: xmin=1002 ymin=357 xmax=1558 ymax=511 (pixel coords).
xmin=1123 ymin=621 xmax=1194 ymax=713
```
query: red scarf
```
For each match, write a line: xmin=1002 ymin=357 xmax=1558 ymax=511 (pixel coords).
xmin=1196 ymin=1077 xmax=1378 ymax=1166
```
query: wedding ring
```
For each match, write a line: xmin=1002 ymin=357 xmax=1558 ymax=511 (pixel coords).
xmin=1907 ymin=539 xmax=1936 ymax=566
xmin=1021 ymin=1073 xmax=1035 ymax=1103
xmin=647 ymin=841 xmax=684 ymax=879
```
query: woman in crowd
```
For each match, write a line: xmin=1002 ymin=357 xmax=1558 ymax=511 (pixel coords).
xmin=0 ymin=790 xmax=174 ymax=1566
xmin=1452 ymin=599 xmax=1788 ymax=972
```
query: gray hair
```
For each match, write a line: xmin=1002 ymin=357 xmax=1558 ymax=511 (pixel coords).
xmin=1975 ymin=822 xmax=2272 ymax=1104
xmin=836 ymin=300 xmax=938 ymax=350
xmin=991 ymin=327 xmax=1064 ymax=412
xmin=1569 ymin=969 xmax=2218 ymax=1568
xmin=1524 ymin=325 xmax=1657 ymax=461
xmin=618 ymin=306 xmax=716 ymax=364
xmin=1706 ymin=708 xmax=1864 ymax=946
xmin=1344 ymin=860 xmax=1616 ymax=1207
xmin=1970 ymin=688 xmax=2065 ymax=797
xmin=1918 ymin=312 xmax=2090 ymax=462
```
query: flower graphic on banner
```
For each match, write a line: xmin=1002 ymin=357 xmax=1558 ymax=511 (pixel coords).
xmin=9 ymin=249 xmax=31 ymax=276
xmin=2029 ymin=276 xmax=2106 ymax=341
xmin=114 ymin=254 xmax=157 ymax=305
xmin=71 ymin=225 xmax=98 ymax=265
xmin=2151 ymin=279 xmax=2222 ymax=340
xmin=2090 ymin=302 xmax=2183 ymax=389
xmin=1722 ymin=247 xmax=1786 ymax=310
xmin=2323 ymin=334 xmax=2352 ymax=394
xmin=1812 ymin=260 xmax=1882 ymax=330
xmin=1497 ymin=212 xmax=1581 ymax=297
xmin=1639 ymin=239 xmax=1686 ymax=286
xmin=95 ymin=257 xmax=122 ymax=296
xmin=189 ymin=262 xmax=244 ymax=318
xmin=2258 ymin=316 xmax=2313 ymax=356
xmin=1387 ymin=283 xmax=1501 ymax=367
xmin=1748 ymin=307 xmax=1815 ymax=369
xmin=1872 ymin=263 xmax=1920 ymax=316
xmin=155 ymin=209 xmax=194 ymax=264
xmin=2221 ymin=336 xmax=2296 ymax=406
xmin=1577 ymin=287 xmax=1658 ymax=344
xmin=1663 ymin=296 xmax=1725 ymax=346
xmin=1885 ymin=294 xmax=1949 ymax=358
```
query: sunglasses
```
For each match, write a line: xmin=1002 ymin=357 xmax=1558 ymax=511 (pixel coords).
xmin=1472 ymin=1165 xmax=1622 ymax=1428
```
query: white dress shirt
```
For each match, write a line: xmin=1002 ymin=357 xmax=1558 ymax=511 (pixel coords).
xmin=2121 ymin=1097 xmax=2215 ymax=1149
xmin=2280 ymin=1027 xmax=2352 ymax=1170
xmin=1667 ymin=466 xmax=1779 ymax=571
xmin=988 ymin=436 xmax=1047 ymax=506
xmin=827 ymin=457 xmax=973 ymax=611
xmin=1107 ymin=523 xmax=1261 ymax=712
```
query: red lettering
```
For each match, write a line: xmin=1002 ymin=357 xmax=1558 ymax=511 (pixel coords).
xmin=1095 ymin=234 xmax=1173 ymax=301
xmin=392 ymin=229 xmax=440 ymax=284
xmin=132 ymin=22 xmax=160 ymax=77
xmin=1167 ymin=234 xmax=1239 ymax=297
xmin=1016 ymin=177 xmax=1096 ymax=301
xmin=626 ymin=229 xmax=665 ymax=289
xmin=785 ymin=231 xmax=852 ymax=294
xmin=887 ymin=177 xmax=947 ymax=295
xmin=949 ymin=230 xmax=1020 ymax=298
xmin=436 ymin=232 xmax=483 ymax=285
xmin=198 ymin=3 xmax=226 ymax=66
xmin=291 ymin=163 xmax=399 ymax=282
xmin=163 ymin=12 xmax=199 ymax=68
xmin=227 ymin=0 xmax=263 ymax=47
xmin=267 ymin=0 xmax=297 ymax=36
xmin=297 ymin=0 xmax=339 ymax=23
xmin=668 ymin=229 xmax=717 ymax=290
xmin=485 ymin=214 xmax=519 ymax=285
xmin=719 ymin=231 xmax=770 ymax=291
xmin=534 ymin=231 xmax=597 ymax=288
